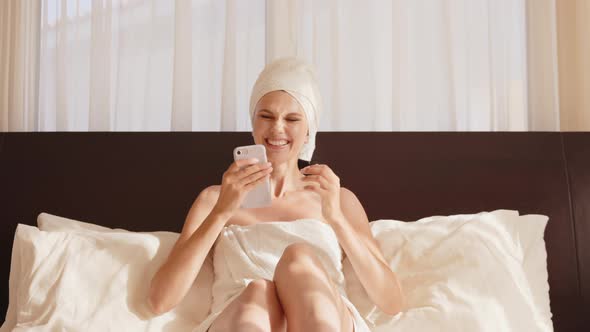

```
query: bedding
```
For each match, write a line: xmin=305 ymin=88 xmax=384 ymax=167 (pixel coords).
xmin=0 ymin=210 xmax=552 ymax=331
xmin=343 ymin=210 xmax=552 ymax=331
xmin=0 ymin=215 xmax=213 ymax=332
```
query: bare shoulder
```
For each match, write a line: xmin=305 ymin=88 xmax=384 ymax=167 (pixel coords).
xmin=339 ymin=187 xmax=369 ymax=222
xmin=339 ymin=187 xmax=361 ymax=205
xmin=200 ymin=185 xmax=221 ymax=203
xmin=340 ymin=187 xmax=355 ymax=198
xmin=173 ymin=185 xmax=221 ymax=249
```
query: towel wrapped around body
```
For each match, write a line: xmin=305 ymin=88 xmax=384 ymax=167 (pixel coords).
xmin=192 ymin=218 xmax=370 ymax=332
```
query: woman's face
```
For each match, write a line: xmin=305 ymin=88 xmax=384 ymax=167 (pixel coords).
xmin=252 ymin=90 xmax=308 ymax=164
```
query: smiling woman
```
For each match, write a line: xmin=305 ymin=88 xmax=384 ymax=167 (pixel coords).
xmin=147 ymin=58 xmax=404 ymax=332
xmin=252 ymin=91 xmax=309 ymax=164
xmin=248 ymin=57 xmax=323 ymax=163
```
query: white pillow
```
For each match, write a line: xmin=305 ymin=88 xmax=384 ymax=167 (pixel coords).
xmin=37 ymin=213 xmax=215 ymax=323
xmin=35 ymin=212 xmax=214 ymax=323
xmin=1 ymin=213 xmax=213 ymax=331
xmin=343 ymin=209 xmax=552 ymax=331
xmin=0 ymin=226 xmax=22 ymax=332
xmin=38 ymin=213 xmax=121 ymax=232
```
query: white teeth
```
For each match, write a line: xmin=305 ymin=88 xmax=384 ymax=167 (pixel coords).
xmin=267 ymin=139 xmax=289 ymax=146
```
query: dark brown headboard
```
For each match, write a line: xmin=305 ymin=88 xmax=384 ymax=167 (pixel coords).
xmin=1 ymin=132 xmax=588 ymax=331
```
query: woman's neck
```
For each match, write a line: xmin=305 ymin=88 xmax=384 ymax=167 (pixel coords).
xmin=268 ymin=160 xmax=304 ymax=198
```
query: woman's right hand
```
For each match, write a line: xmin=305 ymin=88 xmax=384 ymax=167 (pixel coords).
xmin=211 ymin=158 xmax=273 ymax=219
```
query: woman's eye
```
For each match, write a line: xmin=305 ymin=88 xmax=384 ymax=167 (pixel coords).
xmin=261 ymin=115 xmax=271 ymax=119
xmin=287 ymin=119 xmax=300 ymax=122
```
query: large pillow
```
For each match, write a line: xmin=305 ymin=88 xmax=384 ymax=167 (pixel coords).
xmin=1 ymin=224 xmax=22 ymax=332
xmin=343 ymin=209 xmax=552 ymax=331
xmin=1 ymin=213 xmax=213 ymax=332
xmin=35 ymin=212 xmax=214 ymax=323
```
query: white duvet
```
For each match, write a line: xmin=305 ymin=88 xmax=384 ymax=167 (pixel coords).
xmin=1 ymin=209 xmax=552 ymax=331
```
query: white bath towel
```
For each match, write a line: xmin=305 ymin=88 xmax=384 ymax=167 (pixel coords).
xmin=192 ymin=219 xmax=370 ymax=332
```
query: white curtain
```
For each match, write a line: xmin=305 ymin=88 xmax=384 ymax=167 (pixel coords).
xmin=0 ymin=0 xmax=40 ymax=131
xmin=36 ymin=0 xmax=265 ymax=131
xmin=271 ymin=0 xmax=559 ymax=131
xmin=2 ymin=0 xmax=560 ymax=132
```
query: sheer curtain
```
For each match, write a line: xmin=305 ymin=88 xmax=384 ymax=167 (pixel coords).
xmin=0 ymin=0 xmax=40 ymax=131
xmin=2 ymin=0 xmax=561 ymax=131
xmin=556 ymin=0 xmax=590 ymax=130
xmin=273 ymin=0 xmax=558 ymax=131
xmin=37 ymin=0 xmax=265 ymax=131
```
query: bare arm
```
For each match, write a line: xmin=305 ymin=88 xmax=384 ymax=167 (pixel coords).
xmin=331 ymin=187 xmax=405 ymax=316
xmin=301 ymin=163 xmax=405 ymax=315
xmin=148 ymin=158 xmax=272 ymax=315
xmin=148 ymin=186 xmax=230 ymax=315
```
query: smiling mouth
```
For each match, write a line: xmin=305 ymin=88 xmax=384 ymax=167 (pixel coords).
xmin=265 ymin=138 xmax=290 ymax=148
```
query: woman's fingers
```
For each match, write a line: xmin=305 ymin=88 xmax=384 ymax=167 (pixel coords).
xmin=244 ymin=170 xmax=272 ymax=189
xmin=238 ymin=166 xmax=273 ymax=187
xmin=302 ymin=164 xmax=339 ymax=182
xmin=230 ymin=158 xmax=259 ymax=171
xmin=228 ymin=159 xmax=271 ymax=182
xmin=303 ymin=181 xmax=326 ymax=194
xmin=302 ymin=165 xmax=340 ymax=187
xmin=239 ymin=162 xmax=272 ymax=178
xmin=302 ymin=174 xmax=330 ymax=190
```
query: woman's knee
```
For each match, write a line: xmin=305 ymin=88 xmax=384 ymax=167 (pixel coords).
xmin=278 ymin=242 xmax=317 ymax=267
xmin=211 ymin=279 xmax=285 ymax=332
xmin=243 ymin=279 xmax=285 ymax=331
xmin=278 ymin=243 xmax=334 ymax=281
xmin=243 ymin=278 xmax=275 ymax=298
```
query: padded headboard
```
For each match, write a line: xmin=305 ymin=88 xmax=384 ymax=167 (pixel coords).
xmin=1 ymin=132 xmax=589 ymax=331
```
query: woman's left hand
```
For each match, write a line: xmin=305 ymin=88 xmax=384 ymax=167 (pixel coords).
xmin=301 ymin=164 xmax=344 ymax=223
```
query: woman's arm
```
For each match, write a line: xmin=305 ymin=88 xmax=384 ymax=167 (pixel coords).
xmin=330 ymin=187 xmax=406 ymax=316
xmin=148 ymin=158 xmax=271 ymax=315
xmin=148 ymin=186 xmax=230 ymax=315
xmin=301 ymin=164 xmax=405 ymax=315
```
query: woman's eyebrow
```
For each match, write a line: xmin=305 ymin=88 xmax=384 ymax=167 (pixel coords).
xmin=258 ymin=109 xmax=303 ymax=117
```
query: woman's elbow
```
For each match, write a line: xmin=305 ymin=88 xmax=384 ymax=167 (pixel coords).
xmin=148 ymin=276 xmax=174 ymax=316
xmin=148 ymin=293 xmax=168 ymax=316
xmin=382 ymin=298 xmax=405 ymax=316
xmin=380 ymin=286 xmax=406 ymax=316
xmin=380 ymin=301 xmax=405 ymax=316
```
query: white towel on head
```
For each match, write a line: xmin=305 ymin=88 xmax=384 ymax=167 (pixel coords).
xmin=249 ymin=57 xmax=322 ymax=162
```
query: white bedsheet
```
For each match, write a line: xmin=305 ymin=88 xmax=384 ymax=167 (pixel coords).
xmin=1 ymin=210 xmax=552 ymax=331
xmin=345 ymin=210 xmax=552 ymax=331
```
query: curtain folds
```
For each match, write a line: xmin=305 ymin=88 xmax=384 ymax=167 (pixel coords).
xmin=1 ymin=0 xmax=571 ymax=132
xmin=0 ymin=0 xmax=40 ymax=131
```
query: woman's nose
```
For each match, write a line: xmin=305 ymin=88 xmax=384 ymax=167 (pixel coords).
xmin=270 ymin=120 xmax=286 ymax=131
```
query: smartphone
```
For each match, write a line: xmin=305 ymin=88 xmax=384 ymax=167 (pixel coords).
xmin=233 ymin=144 xmax=272 ymax=209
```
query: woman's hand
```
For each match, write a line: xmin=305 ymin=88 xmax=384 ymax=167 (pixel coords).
xmin=301 ymin=164 xmax=344 ymax=223
xmin=212 ymin=158 xmax=273 ymax=219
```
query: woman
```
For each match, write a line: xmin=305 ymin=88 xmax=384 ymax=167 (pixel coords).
xmin=148 ymin=58 xmax=405 ymax=332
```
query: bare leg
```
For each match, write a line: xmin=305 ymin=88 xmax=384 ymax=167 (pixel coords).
xmin=208 ymin=279 xmax=286 ymax=332
xmin=273 ymin=243 xmax=355 ymax=332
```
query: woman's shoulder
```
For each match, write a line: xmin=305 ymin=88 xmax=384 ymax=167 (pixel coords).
xmin=203 ymin=185 xmax=221 ymax=194
xmin=339 ymin=186 xmax=356 ymax=200
xmin=197 ymin=185 xmax=221 ymax=206
xmin=339 ymin=187 xmax=366 ymax=213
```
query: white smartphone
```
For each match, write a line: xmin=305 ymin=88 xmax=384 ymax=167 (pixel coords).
xmin=233 ymin=144 xmax=272 ymax=209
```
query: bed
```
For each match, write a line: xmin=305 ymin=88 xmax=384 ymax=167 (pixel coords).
xmin=0 ymin=131 xmax=588 ymax=331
